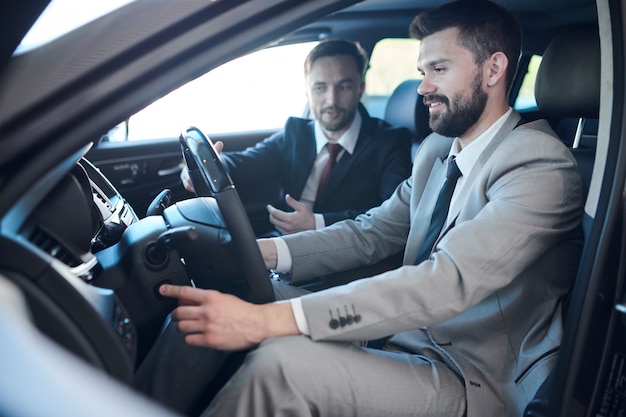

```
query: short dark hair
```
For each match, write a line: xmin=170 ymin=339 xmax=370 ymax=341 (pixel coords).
xmin=409 ymin=0 xmax=521 ymax=91
xmin=304 ymin=39 xmax=369 ymax=80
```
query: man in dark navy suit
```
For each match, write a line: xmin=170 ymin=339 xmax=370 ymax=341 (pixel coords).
xmin=182 ymin=39 xmax=412 ymax=236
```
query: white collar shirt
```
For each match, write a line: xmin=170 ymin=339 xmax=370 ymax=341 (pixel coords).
xmin=447 ymin=107 xmax=513 ymax=216
xmin=299 ymin=111 xmax=361 ymax=211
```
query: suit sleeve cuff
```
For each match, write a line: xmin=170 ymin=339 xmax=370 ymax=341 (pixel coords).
xmin=273 ymin=237 xmax=292 ymax=273
xmin=314 ymin=213 xmax=325 ymax=230
xmin=290 ymin=297 xmax=310 ymax=335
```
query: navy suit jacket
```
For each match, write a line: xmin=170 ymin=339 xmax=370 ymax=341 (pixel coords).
xmin=221 ymin=105 xmax=412 ymax=235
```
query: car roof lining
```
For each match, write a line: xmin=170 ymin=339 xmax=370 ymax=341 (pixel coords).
xmin=0 ymin=0 xmax=599 ymax=218
xmin=0 ymin=0 xmax=50 ymax=70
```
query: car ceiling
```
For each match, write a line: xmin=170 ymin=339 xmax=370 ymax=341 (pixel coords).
xmin=3 ymin=0 xmax=597 ymax=66
xmin=1 ymin=0 xmax=597 ymax=100
xmin=349 ymin=0 xmax=592 ymax=12
xmin=0 ymin=0 xmax=598 ymax=205
xmin=0 ymin=0 xmax=50 ymax=71
xmin=306 ymin=0 xmax=598 ymax=55
xmin=0 ymin=0 xmax=598 ymax=128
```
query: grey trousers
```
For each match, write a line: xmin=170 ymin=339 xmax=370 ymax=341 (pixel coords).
xmin=201 ymin=335 xmax=466 ymax=417
xmin=135 ymin=280 xmax=466 ymax=417
xmin=133 ymin=281 xmax=313 ymax=415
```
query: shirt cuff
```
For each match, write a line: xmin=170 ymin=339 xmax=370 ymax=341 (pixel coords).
xmin=290 ymin=297 xmax=310 ymax=335
xmin=273 ymin=237 xmax=292 ymax=273
xmin=314 ymin=213 xmax=325 ymax=230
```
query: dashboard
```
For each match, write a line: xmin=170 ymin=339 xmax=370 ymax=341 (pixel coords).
xmin=0 ymin=147 xmax=141 ymax=381
xmin=0 ymin=134 xmax=267 ymax=384
xmin=0 ymin=142 xmax=192 ymax=379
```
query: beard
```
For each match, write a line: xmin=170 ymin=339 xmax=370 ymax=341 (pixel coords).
xmin=425 ymin=70 xmax=488 ymax=138
xmin=316 ymin=105 xmax=357 ymax=132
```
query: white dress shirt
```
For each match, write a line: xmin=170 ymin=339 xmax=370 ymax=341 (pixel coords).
xmin=301 ymin=112 xmax=361 ymax=229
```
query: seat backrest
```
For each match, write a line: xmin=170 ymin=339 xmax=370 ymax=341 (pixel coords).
xmin=524 ymin=24 xmax=601 ymax=417
xmin=384 ymin=79 xmax=431 ymax=160
xmin=534 ymin=24 xmax=600 ymax=199
xmin=535 ymin=25 xmax=600 ymax=121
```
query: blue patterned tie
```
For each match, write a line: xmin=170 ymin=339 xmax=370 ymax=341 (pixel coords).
xmin=413 ymin=157 xmax=462 ymax=264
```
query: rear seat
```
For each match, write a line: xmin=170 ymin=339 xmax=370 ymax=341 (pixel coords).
xmin=384 ymin=79 xmax=431 ymax=161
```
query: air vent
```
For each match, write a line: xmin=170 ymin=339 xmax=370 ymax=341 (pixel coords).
xmin=29 ymin=225 xmax=83 ymax=267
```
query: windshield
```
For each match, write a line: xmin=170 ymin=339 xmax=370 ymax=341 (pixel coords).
xmin=14 ymin=0 xmax=135 ymax=55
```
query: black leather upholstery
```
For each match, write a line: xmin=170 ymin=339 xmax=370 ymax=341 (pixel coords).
xmin=535 ymin=24 xmax=600 ymax=198
xmin=384 ymin=79 xmax=431 ymax=152
xmin=524 ymin=24 xmax=600 ymax=417
xmin=535 ymin=25 xmax=600 ymax=119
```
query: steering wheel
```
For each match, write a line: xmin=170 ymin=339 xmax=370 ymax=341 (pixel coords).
xmin=179 ymin=126 xmax=275 ymax=304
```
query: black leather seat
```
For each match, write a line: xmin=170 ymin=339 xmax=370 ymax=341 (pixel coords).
xmin=534 ymin=24 xmax=600 ymax=198
xmin=524 ymin=23 xmax=600 ymax=417
xmin=384 ymin=79 xmax=431 ymax=161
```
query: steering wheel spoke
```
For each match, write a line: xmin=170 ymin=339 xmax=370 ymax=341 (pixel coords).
xmin=179 ymin=127 xmax=275 ymax=304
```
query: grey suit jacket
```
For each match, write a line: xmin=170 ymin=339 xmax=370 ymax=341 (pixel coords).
xmin=281 ymin=111 xmax=584 ymax=416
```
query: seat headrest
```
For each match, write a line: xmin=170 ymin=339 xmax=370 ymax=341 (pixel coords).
xmin=535 ymin=25 xmax=600 ymax=119
xmin=384 ymin=79 xmax=431 ymax=143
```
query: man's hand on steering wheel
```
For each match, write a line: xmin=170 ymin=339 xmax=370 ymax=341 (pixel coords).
xmin=180 ymin=140 xmax=225 ymax=193
xmin=179 ymin=127 xmax=275 ymax=303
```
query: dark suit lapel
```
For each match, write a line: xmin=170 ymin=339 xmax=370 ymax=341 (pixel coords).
xmin=290 ymin=121 xmax=317 ymax=200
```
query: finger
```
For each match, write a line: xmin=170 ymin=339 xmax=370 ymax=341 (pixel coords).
xmin=284 ymin=194 xmax=305 ymax=211
xmin=180 ymin=168 xmax=189 ymax=184
xmin=268 ymin=212 xmax=289 ymax=229
xmin=183 ymin=332 xmax=220 ymax=349
xmin=267 ymin=205 xmax=289 ymax=222
xmin=183 ymin=330 xmax=246 ymax=351
xmin=170 ymin=304 xmax=204 ymax=321
xmin=267 ymin=211 xmax=288 ymax=232
xmin=183 ymin=333 xmax=207 ymax=347
xmin=180 ymin=169 xmax=195 ymax=192
xmin=214 ymin=141 xmax=224 ymax=154
xmin=160 ymin=284 xmax=210 ymax=304
xmin=175 ymin=317 xmax=207 ymax=335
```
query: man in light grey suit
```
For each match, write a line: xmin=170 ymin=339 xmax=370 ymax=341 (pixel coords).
xmin=160 ymin=1 xmax=584 ymax=416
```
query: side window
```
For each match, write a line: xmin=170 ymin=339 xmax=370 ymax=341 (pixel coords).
xmin=121 ymin=42 xmax=318 ymax=141
xmin=514 ymin=55 xmax=542 ymax=110
xmin=363 ymin=38 xmax=420 ymax=119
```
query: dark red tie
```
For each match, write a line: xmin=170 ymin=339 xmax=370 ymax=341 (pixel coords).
xmin=316 ymin=143 xmax=343 ymax=201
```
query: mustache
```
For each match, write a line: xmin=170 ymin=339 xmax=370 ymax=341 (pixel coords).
xmin=422 ymin=94 xmax=449 ymax=106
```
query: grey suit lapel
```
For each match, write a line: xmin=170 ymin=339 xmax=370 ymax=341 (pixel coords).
xmin=442 ymin=111 xmax=522 ymax=233
xmin=404 ymin=107 xmax=521 ymax=262
xmin=411 ymin=157 xmax=447 ymax=243
xmin=404 ymin=135 xmax=452 ymax=263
